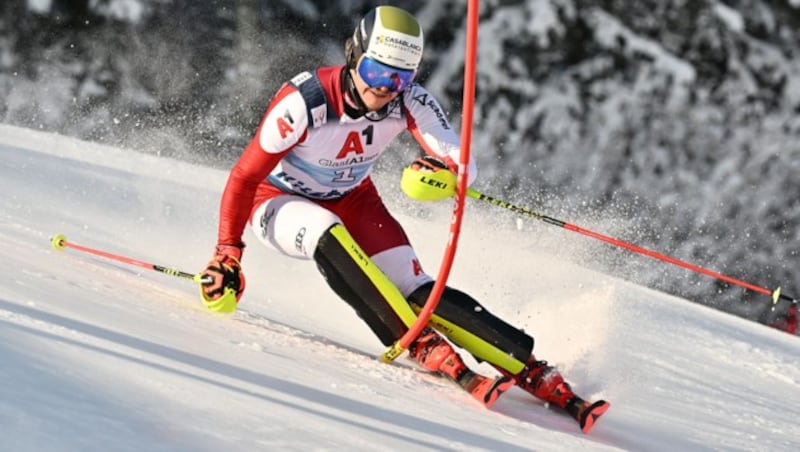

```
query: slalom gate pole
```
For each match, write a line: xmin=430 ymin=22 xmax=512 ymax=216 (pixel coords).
xmin=50 ymin=233 xmax=212 ymax=284
xmin=465 ymin=188 xmax=798 ymax=307
xmin=381 ymin=0 xmax=480 ymax=362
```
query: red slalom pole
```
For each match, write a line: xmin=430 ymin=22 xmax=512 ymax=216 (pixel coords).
xmin=50 ymin=233 xmax=211 ymax=284
xmin=466 ymin=189 xmax=798 ymax=307
xmin=382 ymin=0 xmax=480 ymax=362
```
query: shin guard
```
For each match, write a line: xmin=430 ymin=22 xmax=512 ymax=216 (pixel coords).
xmin=313 ymin=224 xmax=417 ymax=345
xmin=408 ymin=282 xmax=534 ymax=374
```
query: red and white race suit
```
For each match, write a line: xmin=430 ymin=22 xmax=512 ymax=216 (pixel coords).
xmin=216 ymin=65 xmax=476 ymax=296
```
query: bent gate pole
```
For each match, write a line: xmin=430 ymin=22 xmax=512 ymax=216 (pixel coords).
xmin=382 ymin=0 xmax=480 ymax=361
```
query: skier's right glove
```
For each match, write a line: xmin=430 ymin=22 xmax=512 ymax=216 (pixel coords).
xmin=200 ymin=245 xmax=246 ymax=313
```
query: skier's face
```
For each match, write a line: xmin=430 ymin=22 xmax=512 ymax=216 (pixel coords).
xmin=351 ymin=68 xmax=401 ymax=111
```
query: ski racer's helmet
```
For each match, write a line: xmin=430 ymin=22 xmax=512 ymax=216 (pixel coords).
xmin=345 ymin=6 xmax=424 ymax=92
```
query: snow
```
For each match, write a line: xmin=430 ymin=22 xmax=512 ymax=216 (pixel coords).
xmin=25 ymin=0 xmax=52 ymax=15
xmin=586 ymin=8 xmax=696 ymax=86
xmin=91 ymin=0 xmax=147 ymax=23
xmin=1 ymin=123 xmax=799 ymax=451
xmin=712 ymin=2 xmax=745 ymax=33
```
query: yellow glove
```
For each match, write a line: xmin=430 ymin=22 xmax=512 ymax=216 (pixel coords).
xmin=401 ymin=156 xmax=458 ymax=201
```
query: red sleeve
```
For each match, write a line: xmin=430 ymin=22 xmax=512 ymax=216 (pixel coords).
xmin=216 ymin=135 xmax=286 ymax=248
xmin=216 ymin=81 xmax=310 ymax=251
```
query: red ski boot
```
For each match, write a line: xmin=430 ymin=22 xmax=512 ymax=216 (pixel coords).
xmin=409 ymin=328 xmax=467 ymax=379
xmin=515 ymin=357 xmax=610 ymax=433
xmin=409 ymin=328 xmax=514 ymax=408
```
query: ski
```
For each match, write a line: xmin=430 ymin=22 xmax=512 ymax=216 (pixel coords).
xmin=452 ymin=367 xmax=610 ymax=433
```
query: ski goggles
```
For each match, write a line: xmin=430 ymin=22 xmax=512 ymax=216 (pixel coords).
xmin=356 ymin=55 xmax=416 ymax=93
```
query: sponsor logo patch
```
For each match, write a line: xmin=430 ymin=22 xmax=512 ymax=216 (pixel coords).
xmin=294 ymin=227 xmax=307 ymax=253
xmin=260 ymin=208 xmax=275 ymax=239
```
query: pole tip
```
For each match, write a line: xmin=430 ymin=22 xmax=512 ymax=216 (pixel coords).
xmin=50 ymin=233 xmax=68 ymax=251
xmin=772 ymin=287 xmax=782 ymax=304
xmin=381 ymin=343 xmax=406 ymax=363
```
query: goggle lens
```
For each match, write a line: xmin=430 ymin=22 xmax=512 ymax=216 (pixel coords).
xmin=357 ymin=56 xmax=415 ymax=93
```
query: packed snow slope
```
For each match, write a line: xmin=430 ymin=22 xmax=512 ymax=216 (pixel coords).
xmin=1 ymin=124 xmax=798 ymax=451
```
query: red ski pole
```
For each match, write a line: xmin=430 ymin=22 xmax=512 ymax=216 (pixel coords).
xmin=466 ymin=189 xmax=798 ymax=307
xmin=50 ymin=233 xmax=211 ymax=284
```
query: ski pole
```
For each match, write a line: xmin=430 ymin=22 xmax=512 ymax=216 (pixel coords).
xmin=465 ymin=188 xmax=798 ymax=306
xmin=50 ymin=233 xmax=212 ymax=284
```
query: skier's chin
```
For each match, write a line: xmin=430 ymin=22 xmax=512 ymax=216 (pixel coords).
xmin=362 ymin=90 xmax=397 ymax=111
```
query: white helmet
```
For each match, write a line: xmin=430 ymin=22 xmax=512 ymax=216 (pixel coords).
xmin=346 ymin=5 xmax=424 ymax=72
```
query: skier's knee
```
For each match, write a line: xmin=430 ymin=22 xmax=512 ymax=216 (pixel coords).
xmin=370 ymin=245 xmax=433 ymax=297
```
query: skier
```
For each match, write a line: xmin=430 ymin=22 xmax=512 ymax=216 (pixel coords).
xmin=200 ymin=5 xmax=608 ymax=432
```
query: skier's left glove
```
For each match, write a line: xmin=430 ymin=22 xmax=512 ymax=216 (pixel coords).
xmin=410 ymin=155 xmax=455 ymax=173
xmin=401 ymin=155 xmax=458 ymax=201
xmin=200 ymin=244 xmax=246 ymax=313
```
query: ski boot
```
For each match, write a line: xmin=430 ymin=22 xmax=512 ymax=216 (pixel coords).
xmin=515 ymin=357 xmax=610 ymax=433
xmin=409 ymin=328 xmax=514 ymax=408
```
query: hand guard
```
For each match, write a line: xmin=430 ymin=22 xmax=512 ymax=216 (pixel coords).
xmin=401 ymin=156 xmax=458 ymax=201
xmin=200 ymin=245 xmax=246 ymax=313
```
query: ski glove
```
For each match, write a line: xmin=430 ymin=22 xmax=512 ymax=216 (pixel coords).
xmin=410 ymin=155 xmax=454 ymax=173
xmin=200 ymin=244 xmax=246 ymax=313
xmin=401 ymin=155 xmax=458 ymax=201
